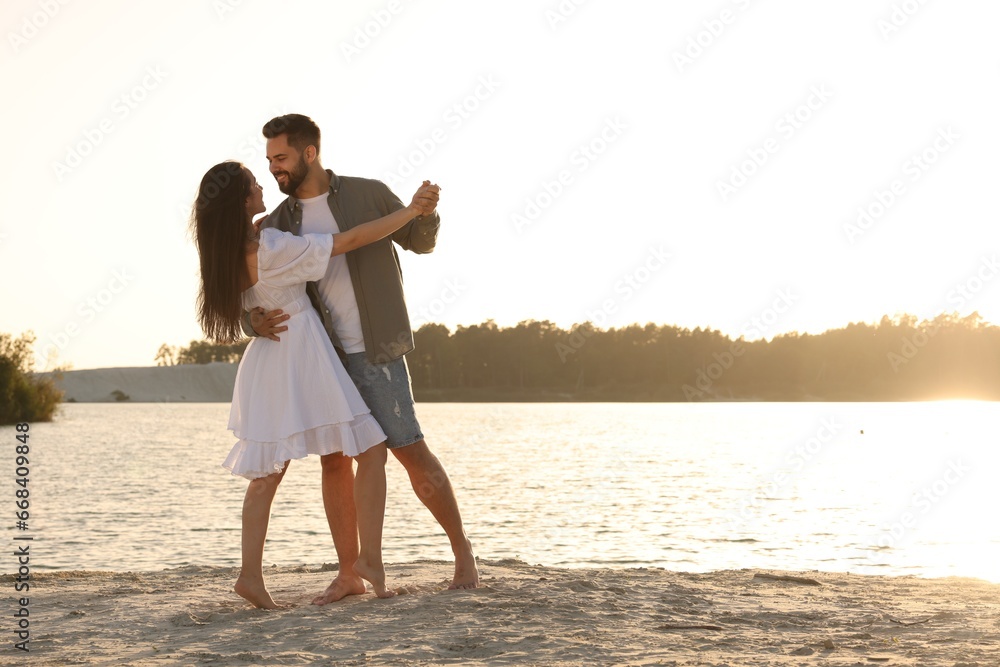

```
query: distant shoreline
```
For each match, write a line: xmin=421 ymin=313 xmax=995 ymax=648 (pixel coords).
xmin=39 ymin=364 xmax=993 ymax=403
xmin=39 ymin=363 xmax=238 ymax=403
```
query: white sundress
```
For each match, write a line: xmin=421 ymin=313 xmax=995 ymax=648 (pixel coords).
xmin=224 ymin=228 xmax=386 ymax=479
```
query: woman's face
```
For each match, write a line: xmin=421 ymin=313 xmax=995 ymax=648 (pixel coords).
xmin=245 ymin=173 xmax=266 ymax=216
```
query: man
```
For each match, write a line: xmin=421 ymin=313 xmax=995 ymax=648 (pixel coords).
xmin=242 ymin=114 xmax=478 ymax=600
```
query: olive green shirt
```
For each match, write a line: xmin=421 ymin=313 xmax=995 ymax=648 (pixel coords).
xmin=242 ymin=170 xmax=439 ymax=364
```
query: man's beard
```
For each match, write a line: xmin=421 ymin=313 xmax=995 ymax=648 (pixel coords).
xmin=274 ymin=155 xmax=308 ymax=195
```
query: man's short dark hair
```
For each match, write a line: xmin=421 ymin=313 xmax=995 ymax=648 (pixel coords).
xmin=262 ymin=114 xmax=321 ymax=154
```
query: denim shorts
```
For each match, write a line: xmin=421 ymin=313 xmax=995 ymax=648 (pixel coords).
xmin=342 ymin=352 xmax=424 ymax=449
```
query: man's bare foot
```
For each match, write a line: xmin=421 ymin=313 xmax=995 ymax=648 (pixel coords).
xmin=353 ymin=558 xmax=397 ymax=599
xmin=449 ymin=549 xmax=480 ymax=590
xmin=311 ymin=572 xmax=367 ymax=605
xmin=234 ymin=575 xmax=284 ymax=609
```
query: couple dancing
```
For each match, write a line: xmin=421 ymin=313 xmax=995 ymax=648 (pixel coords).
xmin=191 ymin=114 xmax=477 ymax=608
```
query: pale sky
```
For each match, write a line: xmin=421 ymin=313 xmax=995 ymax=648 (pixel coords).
xmin=3 ymin=0 xmax=999 ymax=370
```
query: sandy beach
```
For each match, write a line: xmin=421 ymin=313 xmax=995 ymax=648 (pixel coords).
xmin=9 ymin=558 xmax=999 ymax=666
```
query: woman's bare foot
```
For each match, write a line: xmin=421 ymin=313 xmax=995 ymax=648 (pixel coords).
xmin=449 ymin=545 xmax=480 ymax=590
xmin=311 ymin=572 xmax=367 ymax=605
xmin=353 ymin=558 xmax=396 ymax=599
xmin=234 ymin=574 xmax=284 ymax=609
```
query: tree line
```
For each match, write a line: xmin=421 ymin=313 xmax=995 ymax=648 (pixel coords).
xmin=155 ymin=340 xmax=248 ymax=366
xmin=157 ymin=312 xmax=1000 ymax=401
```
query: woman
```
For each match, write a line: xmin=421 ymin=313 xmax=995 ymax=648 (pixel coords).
xmin=191 ymin=160 xmax=438 ymax=608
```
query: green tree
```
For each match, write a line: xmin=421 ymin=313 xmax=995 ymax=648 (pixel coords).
xmin=169 ymin=340 xmax=249 ymax=364
xmin=155 ymin=344 xmax=178 ymax=366
xmin=0 ymin=332 xmax=62 ymax=425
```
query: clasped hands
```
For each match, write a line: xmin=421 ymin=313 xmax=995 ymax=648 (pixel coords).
xmin=409 ymin=180 xmax=440 ymax=217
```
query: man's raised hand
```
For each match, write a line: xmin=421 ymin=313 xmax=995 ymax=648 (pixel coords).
xmin=410 ymin=180 xmax=440 ymax=216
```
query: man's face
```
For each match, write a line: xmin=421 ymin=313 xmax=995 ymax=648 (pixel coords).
xmin=266 ymin=134 xmax=309 ymax=195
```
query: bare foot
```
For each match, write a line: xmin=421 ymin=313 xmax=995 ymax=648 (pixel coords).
xmin=353 ymin=558 xmax=397 ymax=599
xmin=449 ymin=549 xmax=480 ymax=590
xmin=311 ymin=572 xmax=367 ymax=605
xmin=234 ymin=575 xmax=285 ymax=609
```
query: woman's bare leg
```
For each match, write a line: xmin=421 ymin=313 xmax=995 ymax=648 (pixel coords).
xmin=234 ymin=463 xmax=289 ymax=609
xmin=351 ymin=444 xmax=395 ymax=598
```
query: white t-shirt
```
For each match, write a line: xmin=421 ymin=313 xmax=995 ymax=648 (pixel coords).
xmin=298 ymin=193 xmax=366 ymax=353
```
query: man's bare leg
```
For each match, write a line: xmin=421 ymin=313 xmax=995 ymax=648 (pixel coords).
xmin=312 ymin=452 xmax=366 ymax=605
xmin=391 ymin=440 xmax=479 ymax=589
xmin=352 ymin=443 xmax=396 ymax=598
xmin=235 ymin=464 xmax=289 ymax=609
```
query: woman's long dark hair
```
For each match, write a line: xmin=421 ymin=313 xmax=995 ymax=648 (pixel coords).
xmin=191 ymin=161 xmax=253 ymax=343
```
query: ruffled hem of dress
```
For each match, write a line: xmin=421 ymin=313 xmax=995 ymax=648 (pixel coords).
xmin=223 ymin=414 xmax=386 ymax=480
